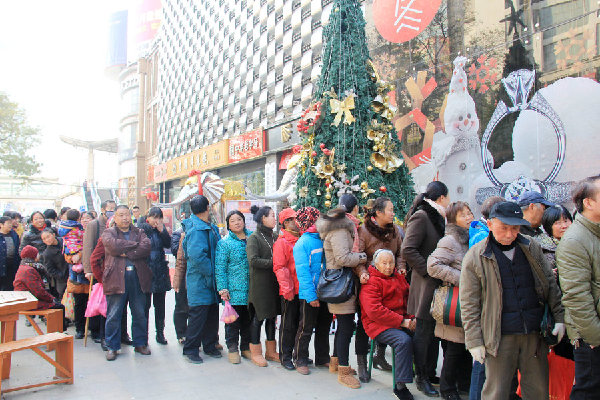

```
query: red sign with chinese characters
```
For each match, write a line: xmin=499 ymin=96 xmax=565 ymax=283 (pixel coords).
xmin=228 ymin=129 xmax=265 ymax=163
xmin=373 ymin=0 xmax=442 ymax=43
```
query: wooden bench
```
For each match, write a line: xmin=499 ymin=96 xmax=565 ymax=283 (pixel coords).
xmin=0 ymin=332 xmax=73 ymax=395
xmin=19 ymin=309 xmax=64 ymax=351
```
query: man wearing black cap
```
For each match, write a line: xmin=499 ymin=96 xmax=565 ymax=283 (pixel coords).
xmin=517 ymin=191 xmax=554 ymax=238
xmin=460 ymin=201 xmax=564 ymax=399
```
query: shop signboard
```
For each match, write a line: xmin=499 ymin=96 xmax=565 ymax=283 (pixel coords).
xmin=154 ymin=163 xmax=167 ymax=182
xmin=165 ymin=140 xmax=228 ymax=180
xmin=228 ymin=129 xmax=264 ymax=163
xmin=266 ymin=121 xmax=301 ymax=152
xmin=225 ymin=200 xmax=265 ymax=232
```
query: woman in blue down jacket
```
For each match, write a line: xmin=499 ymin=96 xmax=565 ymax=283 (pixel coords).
xmin=293 ymin=207 xmax=333 ymax=374
xmin=216 ymin=210 xmax=252 ymax=364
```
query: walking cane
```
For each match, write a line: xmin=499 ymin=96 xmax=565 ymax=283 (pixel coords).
xmin=83 ymin=275 xmax=94 ymax=347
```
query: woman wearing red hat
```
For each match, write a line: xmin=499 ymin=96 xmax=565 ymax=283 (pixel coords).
xmin=14 ymin=245 xmax=64 ymax=317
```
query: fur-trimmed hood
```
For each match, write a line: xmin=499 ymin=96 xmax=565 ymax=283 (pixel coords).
xmin=445 ymin=223 xmax=469 ymax=245
xmin=416 ymin=200 xmax=445 ymax=237
xmin=316 ymin=208 xmax=355 ymax=237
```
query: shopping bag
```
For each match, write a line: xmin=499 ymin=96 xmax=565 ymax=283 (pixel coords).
xmin=516 ymin=349 xmax=575 ymax=400
xmin=61 ymin=291 xmax=75 ymax=320
xmin=84 ymin=283 xmax=107 ymax=318
xmin=220 ymin=300 xmax=239 ymax=324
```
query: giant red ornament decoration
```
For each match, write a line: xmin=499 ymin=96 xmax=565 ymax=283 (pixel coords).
xmin=372 ymin=0 xmax=443 ymax=44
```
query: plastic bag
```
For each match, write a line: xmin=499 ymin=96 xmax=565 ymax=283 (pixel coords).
xmin=61 ymin=291 xmax=75 ymax=320
xmin=516 ymin=349 xmax=575 ymax=400
xmin=220 ymin=300 xmax=239 ymax=324
xmin=85 ymin=283 xmax=107 ymax=318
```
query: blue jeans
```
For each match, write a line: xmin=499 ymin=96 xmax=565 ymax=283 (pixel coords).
xmin=469 ymin=361 xmax=485 ymax=400
xmin=376 ymin=328 xmax=414 ymax=385
xmin=105 ymin=269 xmax=148 ymax=351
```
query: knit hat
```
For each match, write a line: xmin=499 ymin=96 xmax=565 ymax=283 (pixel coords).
xmin=296 ymin=207 xmax=320 ymax=232
xmin=278 ymin=208 xmax=297 ymax=225
xmin=20 ymin=245 xmax=38 ymax=260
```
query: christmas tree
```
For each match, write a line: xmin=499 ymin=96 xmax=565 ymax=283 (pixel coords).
xmin=294 ymin=0 xmax=414 ymax=215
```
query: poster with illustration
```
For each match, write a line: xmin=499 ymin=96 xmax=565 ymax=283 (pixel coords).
xmin=364 ymin=0 xmax=600 ymax=214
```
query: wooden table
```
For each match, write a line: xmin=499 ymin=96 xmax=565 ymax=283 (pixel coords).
xmin=0 ymin=292 xmax=37 ymax=379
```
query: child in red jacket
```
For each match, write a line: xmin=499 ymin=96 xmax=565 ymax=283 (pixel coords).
xmin=360 ymin=249 xmax=416 ymax=400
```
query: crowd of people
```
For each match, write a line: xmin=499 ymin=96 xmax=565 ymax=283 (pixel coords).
xmin=1 ymin=174 xmax=599 ymax=400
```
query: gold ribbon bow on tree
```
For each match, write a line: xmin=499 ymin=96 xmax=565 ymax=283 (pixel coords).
xmin=329 ymin=94 xmax=356 ymax=126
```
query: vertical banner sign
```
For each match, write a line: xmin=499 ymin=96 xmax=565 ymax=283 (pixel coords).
xmin=160 ymin=207 xmax=174 ymax=236
xmin=372 ymin=0 xmax=443 ymax=43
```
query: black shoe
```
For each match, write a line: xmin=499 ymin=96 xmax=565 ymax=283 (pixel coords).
xmin=394 ymin=384 xmax=415 ymax=400
xmin=121 ymin=333 xmax=133 ymax=346
xmin=100 ymin=338 xmax=108 ymax=351
xmin=429 ymin=375 xmax=441 ymax=385
xmin=156 ymin=332 xmax=168 ymax=345
xmin=93 ymin=337 xmax=102 ymax=344
xmin=204 ymin=348 xmax=222 ymax=358
xmin=184 ymin=353 xmax=204 ymax=364
xmin=281 ymin=359 xmax=295 ymax=370
xmin=307 ymin=358 xmax=313 ymax=365
xmin=441 ymin=391 xmax=461 ymax=400
xmin=357 ymin=355 xmax=371 ymax=383
xmin=416 ymin=377 xmax=440 ymax=397
xmin=74 ymin=331 xmax=84 ymax=339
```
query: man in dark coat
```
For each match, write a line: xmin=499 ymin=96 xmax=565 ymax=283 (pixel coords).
xmin=0 ymin=216 xmax=20 ymax=290
xmin=101 ymin=205 xmax=152 ymax=361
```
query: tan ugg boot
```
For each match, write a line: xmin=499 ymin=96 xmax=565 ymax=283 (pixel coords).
xmin=228 ymin=350 xmax=241 ymax=364
xmin=329 ymin=356 xmax=356 ymax=375
xmin=241 ymin=349 xmax=252 ymax=360
xmin=338 ymin=365 xmax=361 ymax=389
xmin=264 ymin=340 xmax=280 ymax=362
xmin=249 ymin=343 xmax=267 ymax=367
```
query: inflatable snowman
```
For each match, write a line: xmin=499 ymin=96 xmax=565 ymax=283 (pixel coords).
xmin=411 ymin=56 xmax=489 ymax=203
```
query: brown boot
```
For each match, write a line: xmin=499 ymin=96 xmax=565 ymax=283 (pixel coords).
xmin=338 ymin=365 xmax=361 ymax=389
xmin=264 ymin=340 xmax=280 ymax=362
xmin=228 ymin=350 xmax=241 ymax=364
xmin=329 ymin=356 xmax=339 ymax=373
xmin=249 ymin=343 xmax=267 ymax=367
xmin=329 ymin=356 xmax=357 ymax=375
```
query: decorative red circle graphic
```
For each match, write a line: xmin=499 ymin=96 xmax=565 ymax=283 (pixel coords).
xmin=373 ymin=0 xmax=443 ymax=43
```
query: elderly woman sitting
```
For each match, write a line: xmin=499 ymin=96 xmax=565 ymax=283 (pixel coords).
xmin=360 ymin=249 xmax=416 ymax=400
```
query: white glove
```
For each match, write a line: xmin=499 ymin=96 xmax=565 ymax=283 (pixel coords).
xmin=552 ymin=322 xmax=566 ymax=343
xmin=469 ymin=346 xmax=486 ymax=364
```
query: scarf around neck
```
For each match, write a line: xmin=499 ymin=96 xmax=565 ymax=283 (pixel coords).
xmin=425 ymin=198 xmax=447 ymax=220
xmin=346 ymin=213 xmax=360 ymax=252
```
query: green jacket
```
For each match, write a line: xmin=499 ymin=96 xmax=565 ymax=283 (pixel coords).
xmin=460 ymin=234 xmax=564 ymax=357
xmin=556 ymin=213 xmax=600 ymax=346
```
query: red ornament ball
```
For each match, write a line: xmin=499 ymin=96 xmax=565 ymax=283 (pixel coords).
xmin=345 ymin=179 xmax=350 ymax=184
xmin=311 ymin=151 xmax=317 ymax=157
xmin=323 ymin=149 xmax=331 ymax=156
xmin=325 ymin=182 xmax=330 ymax=188
xmin=379 ymin=186 xmax=387 ymax=192
xmin=319 ymin=143 xmax=325 ymax=149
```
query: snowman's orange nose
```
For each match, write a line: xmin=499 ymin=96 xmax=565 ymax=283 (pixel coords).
xmin=464 ymin=119 xmax=469 ymax=126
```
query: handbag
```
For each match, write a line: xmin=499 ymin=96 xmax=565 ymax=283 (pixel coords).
xmin=541 ymin=303 xmax=559 ymax=346
xmin=430 ymin=285 xmax=462 ymax=327
xmin=61 ymin=292 xmax=75 ymax=320
xmin=316 ymin=267 xmax=355 ymax=304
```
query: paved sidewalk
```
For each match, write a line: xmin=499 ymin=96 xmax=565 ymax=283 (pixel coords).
xmin=2 ymin=292 xmax=446 ymax=400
